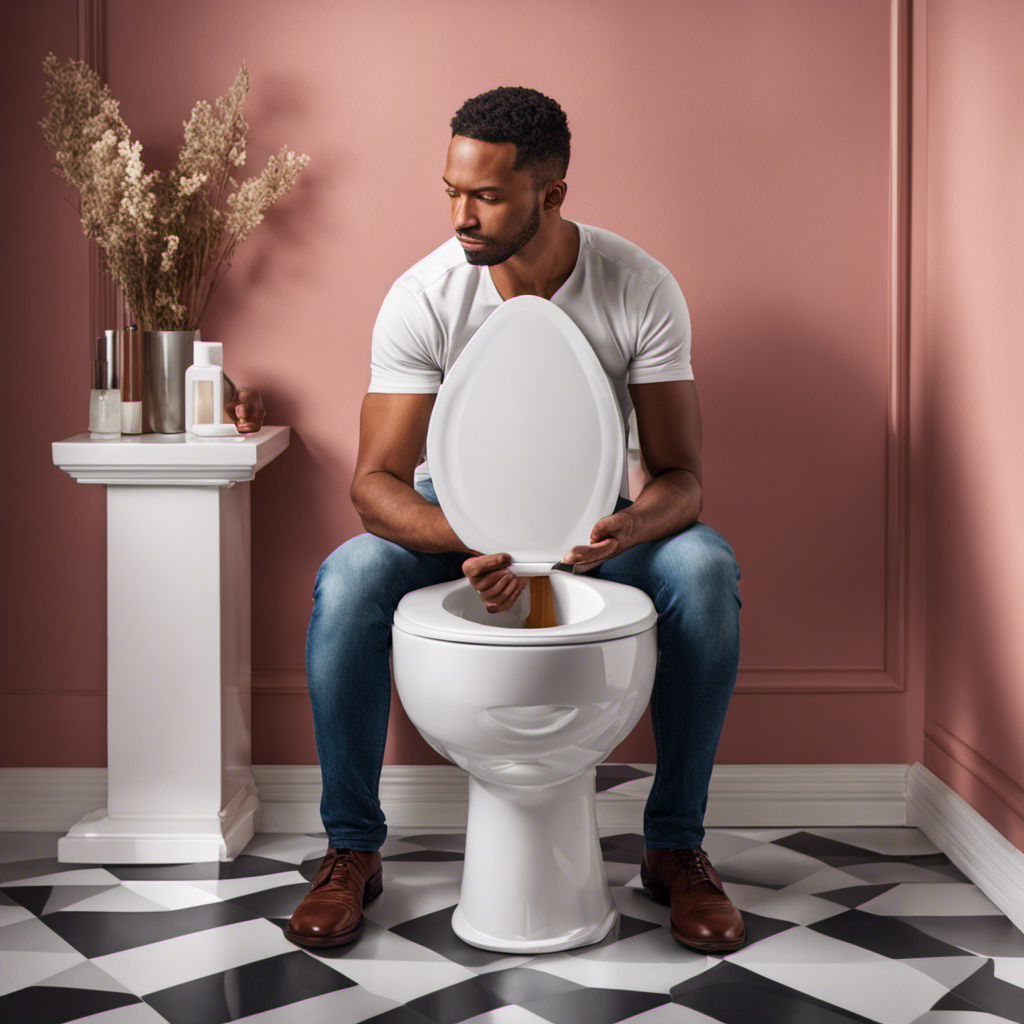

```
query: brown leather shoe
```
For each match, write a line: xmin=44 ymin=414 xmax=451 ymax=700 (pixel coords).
xmin=284 ymin=847 xmax=383 ymax=948
xmin=641 ymin=847 xmax=745 ymax=952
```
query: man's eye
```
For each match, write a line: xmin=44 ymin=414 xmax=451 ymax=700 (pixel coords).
xmin=478 ymin=195 xmax=499 ymax=203
xmin=445 ymin=189 xmax=458 ymax=198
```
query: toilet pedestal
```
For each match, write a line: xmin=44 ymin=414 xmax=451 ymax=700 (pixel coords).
xmin=453 ymin=767 xmax=618 ymax=952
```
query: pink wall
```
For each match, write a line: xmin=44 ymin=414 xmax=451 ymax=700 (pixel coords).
xmin=920 ymin=0 xmax=1024 ymax=850
xmin=3 ymin=2 xmax=910 ymax=771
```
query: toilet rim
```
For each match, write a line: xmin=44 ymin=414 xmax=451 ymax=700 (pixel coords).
xmin=393 ymin=573 xmax=657 ymax=646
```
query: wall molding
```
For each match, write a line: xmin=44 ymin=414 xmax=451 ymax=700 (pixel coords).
xmin=924 ymin=720 xmax=1024 ymax=824
xmin=67 ymin=0 xmax=915 ymax=699
xmin=908 ymin=761 xmax=1024 ymax=932
xmin=0 ymin=763 xmax=907 ymax=833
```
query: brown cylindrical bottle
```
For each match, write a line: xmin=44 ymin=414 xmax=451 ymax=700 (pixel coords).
xmin=119 ymin=325 xmax=143 ymax=433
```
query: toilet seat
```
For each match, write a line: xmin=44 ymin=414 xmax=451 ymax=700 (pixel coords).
xmin=426 ymin=295 xmax=624 ymax=576
xmin=394 ymin=574 xmax=657 ymax=646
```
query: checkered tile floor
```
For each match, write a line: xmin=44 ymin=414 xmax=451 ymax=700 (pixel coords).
xmin=3 ymin=768 xmax=1024 ymax=1023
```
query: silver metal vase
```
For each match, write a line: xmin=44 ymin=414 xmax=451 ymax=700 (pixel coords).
xmin=143 ymin=330 xmax=199 ymax=433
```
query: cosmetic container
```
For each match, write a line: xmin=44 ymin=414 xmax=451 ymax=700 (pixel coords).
xmin=89 ymin=332 xmax=121 ymax=439
xmin=185 ymin=341 xmax=237 ymax=437
xmin=118 ymin=325 xmax=143 ymax=433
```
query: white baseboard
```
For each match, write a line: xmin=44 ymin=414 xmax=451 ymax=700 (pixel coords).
xmin=0 ymin=763 xmax=907 ymax=833
xmin=907 ymin=761 xmax=1024 ymax=932
xmin=5 ymin=762 xmax=1021 ymax=931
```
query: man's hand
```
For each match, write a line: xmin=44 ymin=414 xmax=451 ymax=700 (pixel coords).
xmin=561 ymin=509 xmax=637 ymax=573
xmin=224 ymin=386 xmax=266 ymax=434
xmin=462 ymin=552 xmax=527 ymax=613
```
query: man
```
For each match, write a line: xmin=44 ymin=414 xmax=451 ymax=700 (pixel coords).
xmin=287 ymin=87 xmax=744 ymax=953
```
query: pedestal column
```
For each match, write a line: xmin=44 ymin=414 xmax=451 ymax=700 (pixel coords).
xmin=52 ymin=427 xmax=289 ymax=862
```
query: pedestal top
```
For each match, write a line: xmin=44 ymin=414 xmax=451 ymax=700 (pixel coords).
xmin=53 ymin=425 xmax=290 ymax=486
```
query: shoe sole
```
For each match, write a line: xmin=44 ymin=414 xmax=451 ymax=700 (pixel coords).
xmin=283 ymin=868 xmax=384 ymax=948
xmin=639 ymin=859 xmax=745 ymax=952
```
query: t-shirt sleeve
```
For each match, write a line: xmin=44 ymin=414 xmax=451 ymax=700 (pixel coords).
xmin=367 ymin=282 xmax=444 ymax=393
xmin=627 ymin=271 xmax=694 ymax=384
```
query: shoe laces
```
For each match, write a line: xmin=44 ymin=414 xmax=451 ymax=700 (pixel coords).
xmin=312 ymin=847 xmax=359 ymax=891
xmin=679 ymin=848 xmax=718 ymax=891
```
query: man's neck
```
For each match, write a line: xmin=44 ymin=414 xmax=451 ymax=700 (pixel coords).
xmin=488 ymin=219 xmax=580 ymax=301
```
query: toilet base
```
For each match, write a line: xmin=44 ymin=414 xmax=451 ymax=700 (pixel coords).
xmin=452 ymin=767 xmax=619 ymax=953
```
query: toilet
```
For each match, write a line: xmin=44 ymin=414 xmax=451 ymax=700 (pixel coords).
xmin=391 ymin=295 xmax=658 ymax=953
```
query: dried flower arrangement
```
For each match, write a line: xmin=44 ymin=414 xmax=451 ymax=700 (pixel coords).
xmin=40 ymin=55 xmax=310 ymax=331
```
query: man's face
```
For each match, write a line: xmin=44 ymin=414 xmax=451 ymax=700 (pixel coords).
xmin=444 ymin=135 xmax=543 ymax=266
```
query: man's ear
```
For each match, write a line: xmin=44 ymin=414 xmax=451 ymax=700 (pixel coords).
xmin=543 ymin=180 xmax=567 ymax=211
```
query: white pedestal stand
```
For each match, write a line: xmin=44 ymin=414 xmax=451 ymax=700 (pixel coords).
xmin=52 ymin=427 xmax=289 ymax=863
xmin=452 ymin=767 xmax=619 ymax=952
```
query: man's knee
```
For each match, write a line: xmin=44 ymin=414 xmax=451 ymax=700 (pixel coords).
xmin=313 ymin=532 xmax=412 ymax=612
xmin=656 ymin=524 xmax=741 ymax=606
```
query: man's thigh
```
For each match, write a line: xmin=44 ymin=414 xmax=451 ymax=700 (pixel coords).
xmin=592 ymin=518 xmax=741 ymax=602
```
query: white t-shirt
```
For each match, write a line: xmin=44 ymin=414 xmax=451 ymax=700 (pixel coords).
xmin=368 ymin=220 xmax=693 ymax=496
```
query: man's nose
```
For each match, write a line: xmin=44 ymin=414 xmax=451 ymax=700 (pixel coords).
xmin=453 ymin=198 xmax=478 ymax=231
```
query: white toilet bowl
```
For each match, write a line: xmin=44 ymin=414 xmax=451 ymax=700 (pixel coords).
xmin=390 ymin=294 xmax=658 ymax=952
xmin=393 ymin=572 xmax=657 ymax=952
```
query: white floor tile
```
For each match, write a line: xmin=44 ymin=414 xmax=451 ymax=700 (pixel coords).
xmin=910 ymin=1014 xmax=1021 ymax=1024
xmin=460 ymin=1006 xmax=554 ymax=1024
xmin=730 ymin=924 xmax=890 ymax=965
xmin=574 ymin=924 xmax=704 ymax=964
xmin=77 ymin=1002 xmax=171 ymax=1023
xmin=859 ymin=883 xmax=1004 ymax=916
xmin=328 ymin=957 xmax=476 ymax=1003
xmin=619 ymin=1003 xmax=724 ymax=1023
xmin=843 ymin=861 xmax=965 ymax=884
xmin=992 ymin=955 xmax=1024 ymax=987
xmin=92 ymin=917 xmax=293 ymax=995
xmin=904 ymin=955 xmax=990 ymax=990
xmin=0 ymin=915 xmax=82 ymax=954
xmin=740 ymin=889 xmax=849 ymax=926
xmin=325 ymin=919 xmax=455 ymax=962
xmin=803 ymin=827 xmax=941 ymax=856
xmin=528 ymin=947 xmax=713 ymax=989
xmin=237 ymin=833 xmax=329 ymax=864
xmin=784 ymin=864 xmax=886 ymax=894
xmin=120 ymin=882 xmax=225 ymax=910
xmin=698 ymin=831 xmax=767 ymax=863
xmin=45 ymin=886 xmax=173 ymax=914
xmin=363 ymin=874 xmax=464 ymax=929
xmin=36 ymin=959 xmax=135 ymax=993
xmin=713 ymin=843 xmax=827 ymax=887
xmin=0 ymin=904 xmax=33 ymax=929
xmin=3 ymin=867 xmax=122 ymax=886
xmin=188 ymin=869 xmax=307 ymax=900
xmin=714 ymin=828 xmax=801 ymax=842
xmin=0 ymin=950 xmax=85 ymax=996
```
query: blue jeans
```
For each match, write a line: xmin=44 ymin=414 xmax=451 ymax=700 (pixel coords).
xmin=305 ymin=477 xmax=742 ymax=852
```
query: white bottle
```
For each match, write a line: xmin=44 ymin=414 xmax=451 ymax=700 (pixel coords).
xmin=185 ymin=341 xmax=237 ymax=437
xmin=89 ymin=332 xmax=121 ymax=439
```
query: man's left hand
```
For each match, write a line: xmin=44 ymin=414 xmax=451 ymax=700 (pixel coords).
xmin=561 ymin=510 xmax=637 ymax=573
xmin=225 ymin=386 xmax=266 ymax=433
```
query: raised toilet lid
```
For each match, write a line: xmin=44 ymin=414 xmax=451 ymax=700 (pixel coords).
xmin=425 ymin=295 xmax=624 ymax=576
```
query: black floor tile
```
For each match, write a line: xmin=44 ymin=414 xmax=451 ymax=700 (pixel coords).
xmin=671 ymin=960 xmax=880 ymax=1024
xmin=810 ymin=908 xmax=970 ymax=959
xmin=0 ymin=984 xmax=140 ymax=1024
xmin=41 ymin=900 xmax=258 ymax=958
xmin=144 ymin=950 xmax=355 ymax=1024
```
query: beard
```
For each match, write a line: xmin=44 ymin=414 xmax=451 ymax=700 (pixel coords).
xmin=459 ymin=199 xmax=541 ymax=266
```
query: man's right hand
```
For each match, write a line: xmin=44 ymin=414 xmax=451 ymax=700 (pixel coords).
xmin=462 ymin=552 xmax=528 ymax=613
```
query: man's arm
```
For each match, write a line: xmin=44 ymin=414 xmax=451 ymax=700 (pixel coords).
xmin=350 ymin=392 xmax=469 ymax=553
xmin=624 ymin=379 xmax=703 ymax=544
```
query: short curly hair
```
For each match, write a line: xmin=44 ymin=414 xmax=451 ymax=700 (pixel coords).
xmin=450 ymin=87 xmax=571 ymax=188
